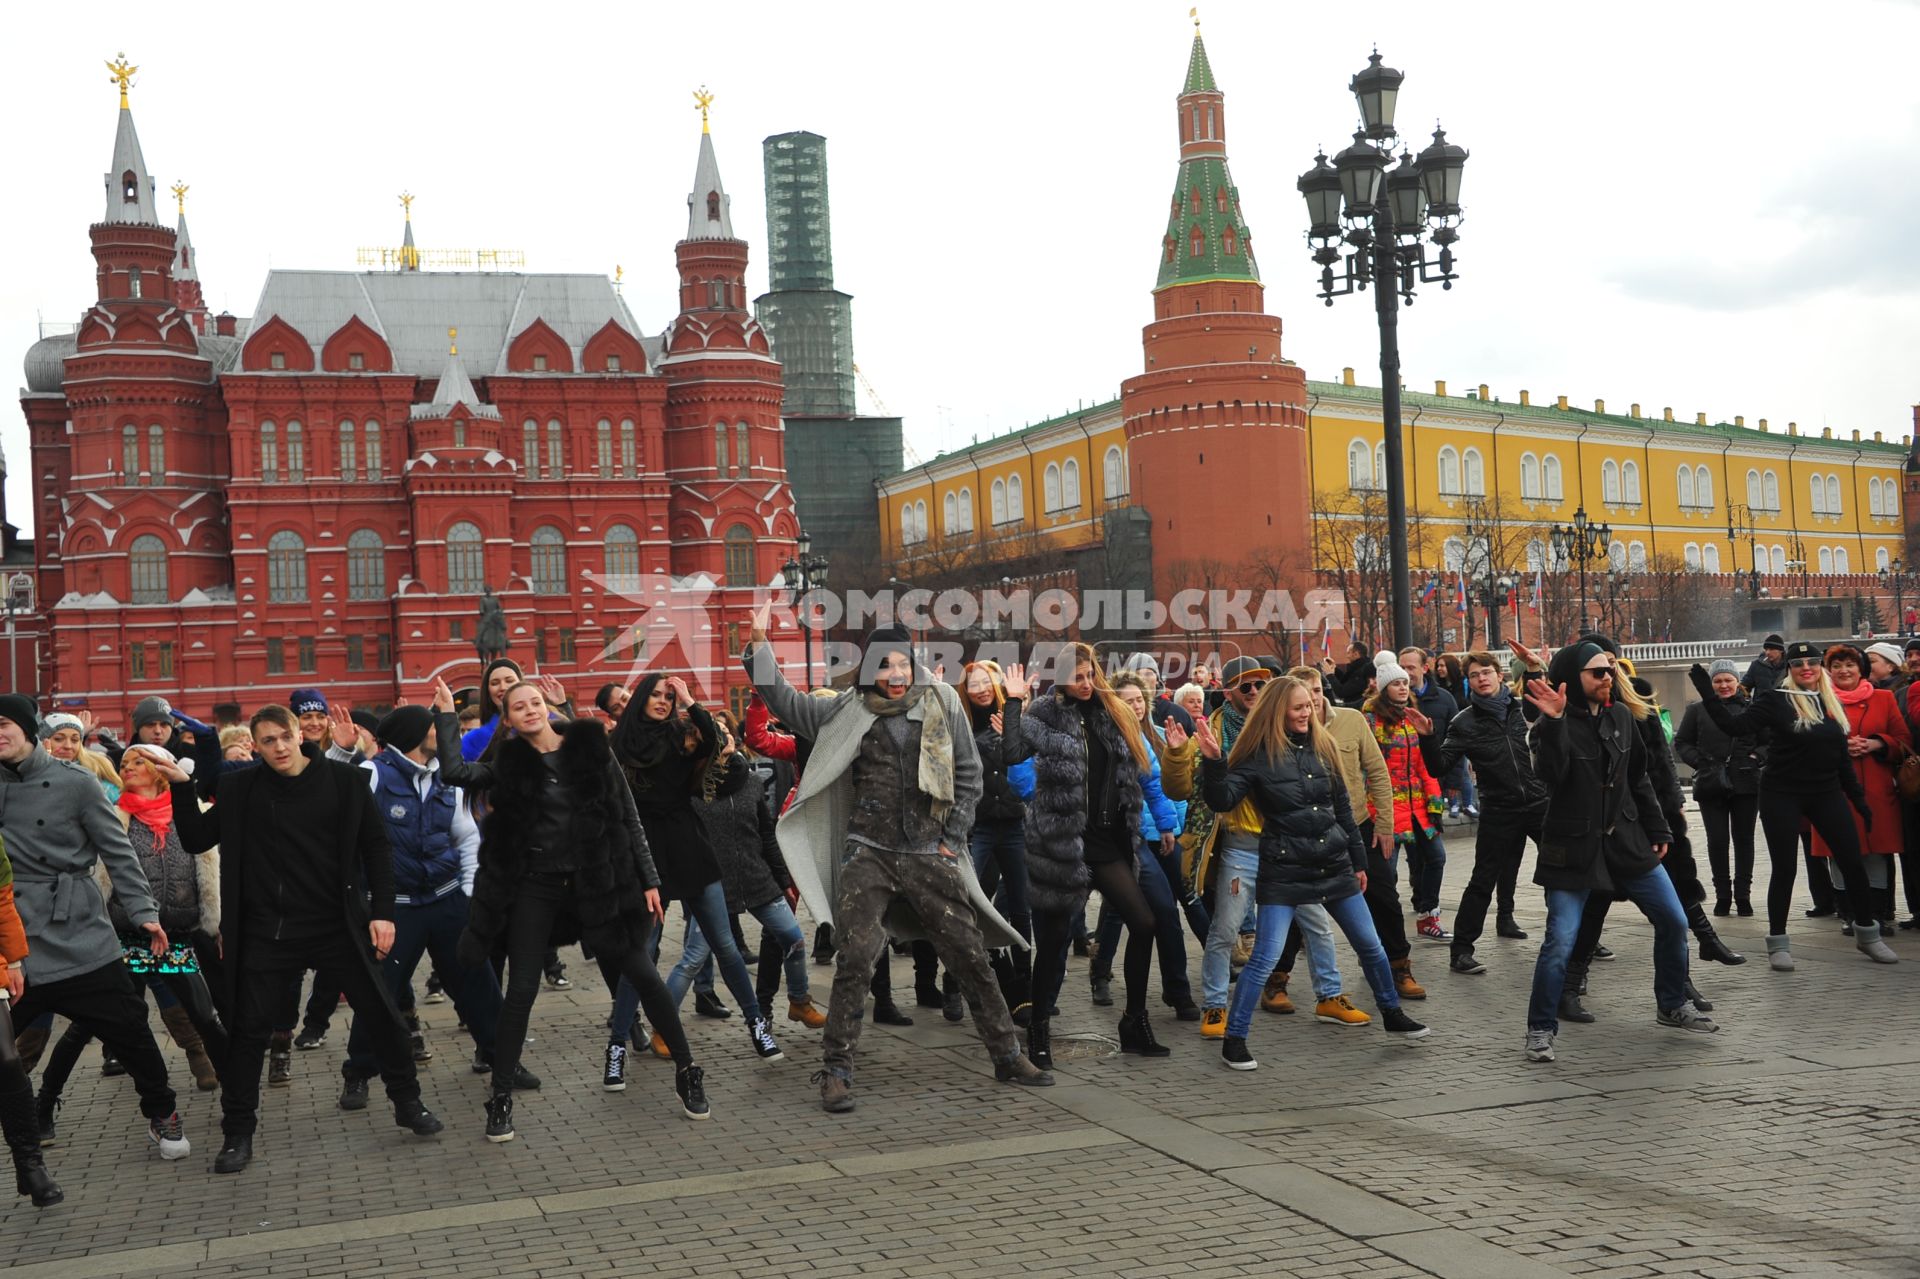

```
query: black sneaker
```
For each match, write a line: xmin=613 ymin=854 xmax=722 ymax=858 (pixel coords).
xmin=294 ymin=1029 xmax=327 ymax=1051
xmin=603 ymin=1042 xmax=628 ymax=1093
xmin=1591 ymin=944 xmax=1615 ymax=962
xmin=693 ymin=990 xmax=732 ymax=1020
xmin=942 ymin=988 xmax=966 ymax=1023
xmin=395 ymin=1101 xmax=444 ymax=1137
xmin=423 ymin=974 xmax=447 ymax=1004
xmin=337 ymin=1076 xmax=369 ymax=1111
xmin=1221 ymin=1036 xmax=1257 ymax=1071
xmin=675 ymin=1064 xmax=711 ymax=1120
xmin=471 ymin=1049 xmax=492 ymax=1075
xmin=484 ymin=1094 xmax=515 ymax=1143
xmin=871 ymin=1002 xmax=913 ymax=1026
xmin=1382 ymin=1007 xmax=1431 ymax=1039
xmin=1449 ymin=952 xmax=1487 ymax=976
xmin=1168 ymin=996 xmax=1203 ymax=1023
xmin=1496 ymin=916 xmax=1529 ymax=940
xmin=1089 ymin=977 xmax=1113 ymax=1007
xmin=504 ymin=1064 xmax=541 ymax=1090
xmin=33 ymin=1096 xmax=57 ymax=1146
xmin=543 ymin=963 xmax=571 ymax=991
xmin=212 ymin=1135 xmax=252 ymax=1175
xmin=101 ymin=1048 xmax=125 ymax=1077
xmin=748 ymin=1016 xmax=784 ymax=1062
xmin=410 ymin=1030 xmax=433 ymax=1063
xmin=812 ymin=923 xmax=836 ymax=965
xmin=268 ymin=1041 xmax=293 ymax=1087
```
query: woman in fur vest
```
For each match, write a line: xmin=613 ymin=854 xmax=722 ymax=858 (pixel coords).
xmin=430 ymin=677 xmax=708 ymax=1141
xmin=1023 ymin=642 xmax=1170 ymax=1065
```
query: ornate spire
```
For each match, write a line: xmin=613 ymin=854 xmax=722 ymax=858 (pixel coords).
xmin=694 ymin=86 xmax=714 ymax=134
xmin=1156 ymin=23 xmax=1256 ymax=292
xmin=684 ymin=112 xmax=736 ymax=242
xmin=1183 ymin=23 xmax=1216 ymax=94
xmin=398 ymin=192 xmax=420 ymax=271
xmin=101 ymin=52 xmax=158 ymax=225
xmin=172 ymin=180 xmax=197 ymax=282
xmin=412 ymin=327 xmax=499 ymax=421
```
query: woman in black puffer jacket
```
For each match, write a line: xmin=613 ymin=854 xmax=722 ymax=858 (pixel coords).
xmin=1199 ymin=676 xmax=1429 ymax=1070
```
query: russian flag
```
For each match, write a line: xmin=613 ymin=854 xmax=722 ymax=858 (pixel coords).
xmin=1455 ymin=575 xmax=1468 ymax=614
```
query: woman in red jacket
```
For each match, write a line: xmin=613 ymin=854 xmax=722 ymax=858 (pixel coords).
xmin=1362 ymin=654 xmax=1443 ymax=999
xmin=1814 ymin=644 xmax=1910 ymax=938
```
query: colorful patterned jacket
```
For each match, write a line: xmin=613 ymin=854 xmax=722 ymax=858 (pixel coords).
xmin=1367 ymin=712 xmax=1443 ymax=841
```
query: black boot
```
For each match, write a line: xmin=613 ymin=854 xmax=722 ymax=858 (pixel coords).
xmin=1712 ymin=878 xmax=1732 ymax=917
xmin=812 ymin=922 xmax=835 ymax=966
xmin=1685 ymin=980 xmax=1713 ymax=1013
xmin=1026 ymin=1016 xmax=1053 ymax=1071
xmin=1557 ymin=988 xmax=1596 ymax=1023
xmin=1687 ymin=902 xmax=1746 ymax=965
xmin=0 ymin=1081 xmax=61 ymax=1207
xmin=1735 ymin=872 xmax=1753 ymax=917
xmin=1117 ymin=1010 xmax=1171 ymax=1058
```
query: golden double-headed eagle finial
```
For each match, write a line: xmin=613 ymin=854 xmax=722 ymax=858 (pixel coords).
xmin=694 ymin=86 xmax=714 ymax=133
xmin=399 ymin=191 xmax=415 ymax=220
xmin=448 ymin=327 xmax=458 ymax=357
xmin=170 ymin=181 xmax=188 ymax=215
xmin=107 ymin=53 xmax=137 ymax=108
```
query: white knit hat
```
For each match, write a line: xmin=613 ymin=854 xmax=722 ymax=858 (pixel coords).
xmin=1373 ymin=650 xmax=1412 ymax=688
xmin=1866 ymin=641 xmax=1904 ymax=670
xmin=123 ymin=742 xmax=193 ymax=776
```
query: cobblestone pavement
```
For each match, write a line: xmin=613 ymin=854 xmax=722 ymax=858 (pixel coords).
xmin=5 ymin=806 xmax=1918 ymax=1278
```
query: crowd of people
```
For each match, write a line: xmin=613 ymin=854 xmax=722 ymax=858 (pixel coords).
xmin=0 ymin=612 xmax=1905 ymax=1207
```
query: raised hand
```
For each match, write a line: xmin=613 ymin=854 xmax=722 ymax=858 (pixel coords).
xmin=1524 ymin=677 xmax=1568 ymax=719
xmin=328 ymin=704 xmax=359 ymax=751
xmin=141 ymin=751 xmax=193 ymax=785
xmin=1405 ymin=705 xmax=1435 ymax=736
xmin=749 ymin=597 xmax=773 ymax=643
xmin=537 ymin=673 xmax=567 ymax=707
xmin=430 ymin=677 xmax=456 ymax=714
xmin=665 ymin=675 xmax=694 ymax=709
xmin=1163 ymin=718 xmax=1190 ymax=751
xmin=1194 ymin=714 xmax=1223 ymax=760
xmin=1506 ymin=637 xmax=1545 ymax=670
xmin=1001 ymin=663 xmax=1030 ymax=701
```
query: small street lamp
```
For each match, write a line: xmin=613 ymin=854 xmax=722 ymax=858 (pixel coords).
xmin=1549 ymin=506 xmax=1611 ymax=635
xmin=1879 ymin=558 xmax=1916 ymax=635
xmin=3 ymin=573 xmax=31 ymax=697
xmin=1299 ymin=50 xmax=1468 ymax=652
xmin=780 ymin=529 xmax=829 ymax=689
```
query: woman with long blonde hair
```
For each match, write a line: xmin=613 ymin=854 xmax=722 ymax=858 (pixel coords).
xmin=1022 ymin=642 xmax=1168 ymax=1064
xmin=1195 ymin=677 xmax=1429 ymax=1069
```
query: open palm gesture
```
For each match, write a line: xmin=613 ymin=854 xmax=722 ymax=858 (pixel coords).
xmin=1524 ymin=677 xmax=1568 ymax=719
xmin=1001 ymin=663 xmax=1030 ymax=701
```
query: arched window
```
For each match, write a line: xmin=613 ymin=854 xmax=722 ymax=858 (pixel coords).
xmin=1746 ymin=469 xmax=1762 ymax=509
xmin=1608 ymin=540 xmax=1629 ymax=571
xmin=530 ymin=526 xmax=567 ymax=595
xmin=1063 ymin=458 xmax=1081 ymax=508
xmin=1622 ymin=460 xmax=1641 ymax=504
xmin=1355 ymin=535 xmax=1384 ymax=570
xmin=128 ymin=266 xmax=142 ymax=299
xmin=1442 ymin=537 xmax=1466 ymax=571
xmin=1462 ymin=448 xmax=1484 ymax=496
xmin=916 ymin=501 xmax=928 ymax=541
xmin=991 ymin=478 xmax=1008 ymax=525
xmin=1104 ymin=445 xmax=1125 ymax=498
xmin=1826 ymin=474 xmax=1841 ymax=515
xmin=1437 ymin=446 xmax=1461 ymax=496
xmin=1190 ymin=186 xmax=1201 ymax=213
xmin=619 ymin=420 xmax=636 ymax=477
xmin=1771 ymin=545 xmax=1787 ymax=574
xmin=604 ymin=523 xmax=639 ymax=590
xmin=1044 ymin=462 xmax=1062 ymax=512
xmin=1694 ymin=465 xmax=1712 ymax=508
xmin=901 ymin=505 xmax=917 ymax=545
xmin=1835 ymin=547 xmax=1849 ymax=573
xmin=365 ymin=421 xmax=383 ymax=481
xmin=129 ymin=534 xmax=168 ymax=604
xmin=1703 ymin=543 xmax=1722 ymax=573
xmin=1374 ymin=443 xmax=1387 ymax=489
xmin=1877 ymin=546 xmax=1891 ymax=571
xmin=446 ymin=522 xmax=485 ymax=594
xmin=522 ymin=419 xmax=539 ymax=476
xmin=147 ymin=424 xmax=164 ymax=484
xmin=707 ymin=191 xmax=721 ymax=221
xmin=943 ymin=491 xmax=958 ymax=534
xmin=267 ymin=530 xmax=308 ymax=602
xmin=1348 ymin=440 xmax=1373 ymax=491
xmin=724 ymin=525 xmax=756 ymax=586
xmin=347 ymin=529 xmax=385 ymax=600
xmin=735 ymin=422 xmax=750 ymax=477
xmin=1007 ymin=474 xmax=1024 ymax=520
xmin=1525 ymin=538 xmax=1546 ymax=571
xmin=260 ymin=421 xmax=279 ymax=483
xmin=1684 ymin=543 xmax=1702 ymax=571
xmin=1222 ymin=226 xmax=1237 ymax=256
xmin=285 ymin=420 xmax=305 ymax=482
xmin=1190 ymin=225 xmax=1204 ymax=258
xmin=545 ymin=419 xmax=563 ymax=477
xmin=1811 ymin=473 xmax=1827 ymax=514
xmin=1677 ymin=465 xmax=1695 ymax=508
xmin=1818 ymin=547 xmax=1834 ymax=573
xmin=1628 ymin=541 xmax=1649 ymax=572
xmin=1762 ymin=470 xmax=1779 ymax=510
xmin=122 ymin=424 xmax=139 ymax=480
xmin=1870 ymin=477 xmax=1884 ymax=515
xmin=714 ymin=422 xmax=729 ymax=474
xmin=1601 ymin=459 xmax=1621 ymax=504
xmin=597 ymin=419 xmax=613 ymax=478
xmin=1520 ymin=453 xmax=1540 ymax=500
xmin=1543 ymin=455 xmax=1563 ymax=500
xmin=339 ymin=420 xmax=356 ymax=480
xmin=957 ymin=487 xmax=973 ymax=532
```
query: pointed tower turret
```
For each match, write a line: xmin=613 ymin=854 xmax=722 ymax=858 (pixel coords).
xmin=1121 ymin=16 xmax=1308 ymax=631
xmin=686 ymin=93 xmax=736 ymax=241
xmin=412 ymin=329 xmax=499 ymax=421
xmin=670 ymin=90 xmax=751 ymax=328
xmin=170 ymin=181 xmax=207 ymax=331
xmin=88 ymin=55 xmax=178 ymax=314
xmin=398 ymin=192 xmax=421 ymax=271
xmin=102 ymin=55 xmax=160 ymax=226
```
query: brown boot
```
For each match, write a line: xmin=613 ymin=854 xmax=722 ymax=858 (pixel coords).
xmin=1393 ymin=958 xmax=1427 ymax=1001
xmin=159 ymin=1006 xmax=219 ymax=1092
xmin=13 ymin=1026 xmax=48 ymax=1074
xmin=1259 ymin=970 xmax=1295 ymax=1014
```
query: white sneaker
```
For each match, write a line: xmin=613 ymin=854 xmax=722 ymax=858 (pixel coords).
xmin=1524 ymin=1029 xmax=1555 ymax=1063
xmin=1656 ymin=1005 xmax=1719 ymax=1034
xmin=147 ymin=1112 xmax=190 ymax=1160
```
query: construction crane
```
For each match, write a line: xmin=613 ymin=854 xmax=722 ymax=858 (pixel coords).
xmin=854 ymin=363 xmax=922 ymax=466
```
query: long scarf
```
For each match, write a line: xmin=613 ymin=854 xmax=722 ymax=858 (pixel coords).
xmin=1833 ymin=677 xmax=1875 ymax=734
xmin=863 ymin=682 xmax=956 ymax=824
xmin=1469 ymin=687 xmax=1513 ymax=723
xmin=1218 ymin=702 xmax=1248 ymax=755
xmin=118 ymin=787 xmax=174 ymax=846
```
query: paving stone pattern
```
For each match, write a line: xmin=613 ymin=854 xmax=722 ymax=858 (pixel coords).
xmin=5 ymin=805 xmax=1916 ymax=1278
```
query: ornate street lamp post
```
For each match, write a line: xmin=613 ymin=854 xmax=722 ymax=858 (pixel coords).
xmin=1879 ymin=558 xmax=1915 ymax=635
xmin=1300 ymin=51 xmax=1468 ymax=651
xmin=781 ymin=528 xmax=830 ymax=689
xmin=1550 ymin=506 xmax=1612 ymax=636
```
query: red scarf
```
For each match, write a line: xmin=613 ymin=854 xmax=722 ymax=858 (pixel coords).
xmin=118 ymin=788 xmax=174 ymax=846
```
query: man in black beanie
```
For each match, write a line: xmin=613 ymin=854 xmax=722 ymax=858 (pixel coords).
xmin=336 ymin=706 xmax=525 ymax=1110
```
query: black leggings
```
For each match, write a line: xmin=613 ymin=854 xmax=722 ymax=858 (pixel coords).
xmin=1032 ymin=859 xmax=1158 ymax=1018
xmin=1757 ymin=788 xmax=1875 ymax=936
xmin=495 ymin=875 xmax=689 ymax=1088
xmin=39 ymin=971 xmax=228 ymax=1103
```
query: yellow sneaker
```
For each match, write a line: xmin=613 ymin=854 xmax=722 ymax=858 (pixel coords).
xmin=649 ymin=1032 xmax=672 ymax=1060
xmin=1200 ymin=1007 xmax=1227 ymax=1039
xmin=788 ymin=998 xmax=827 ymax=1029
xmin=1259 ymin=972 xmax=1295 ymax=1015
xmin=1314 ymin=995 xmax=1371 ymax=1027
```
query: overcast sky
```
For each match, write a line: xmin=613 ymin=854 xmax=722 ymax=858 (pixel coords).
xmin=6 ymin=0 xmax=1919 ymax=539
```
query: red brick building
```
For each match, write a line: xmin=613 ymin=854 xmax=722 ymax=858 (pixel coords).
xmin=17 ymin=73 xmax=794 ymax=721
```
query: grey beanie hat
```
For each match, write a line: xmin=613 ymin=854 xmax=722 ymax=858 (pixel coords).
xmin=1708 ymin=659 xmax=1740 ymax=679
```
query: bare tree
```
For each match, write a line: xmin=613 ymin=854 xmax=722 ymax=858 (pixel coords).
xmin=1242 ymin=540 xmax=1315 ymax=666
xmin=1312 ymin=486 xmax=1431 ymax=652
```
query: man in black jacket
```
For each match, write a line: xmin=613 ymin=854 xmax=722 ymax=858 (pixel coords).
xmin=1438 ymin=651 xmax=1545 ymax=975
xmin=1743 ymin=635 xmax=1786 ymax=696
xmin=168 ymin=705 xmax=441 ymax=1174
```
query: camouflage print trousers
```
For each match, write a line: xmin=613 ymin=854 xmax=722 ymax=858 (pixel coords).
xmin=821 ymin=844 xmax=1020 ymax=1075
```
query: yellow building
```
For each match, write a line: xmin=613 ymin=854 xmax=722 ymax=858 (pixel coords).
xmin=878 ymin=374 xmax=1911 ymax=592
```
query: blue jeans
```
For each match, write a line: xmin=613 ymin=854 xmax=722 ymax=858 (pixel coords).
xmin=970 ymin=817 xmax=1032 ymax=941
xmin=1407 ymin=827 xmax=1447 ymax=914
xmin=1201 ymin=841 xmax=1261 ymax=1009
xmin=1287 ymin=903 xmax=1345 ymax=1002
xmin=1227 ymin=892 xmax=1397 ymax=1039
xmin=690 ymin=898 xmax=810 ymax=1003
xmin=1527 ymin=867 xmax=1690 ymax=1032
xmin=346 ymin=890 xmax=501 ymax=1079
xmin=1092 ymin=844 xmax=1193 ymax=1002
xmin=614 ymin=880 xmax=762 ymax=1040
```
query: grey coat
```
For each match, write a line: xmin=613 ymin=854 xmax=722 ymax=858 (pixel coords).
xmin=0 ymin=747 xmax=159 ymax=983
xmin=741 ymin=646 xmax=1022 ymax=950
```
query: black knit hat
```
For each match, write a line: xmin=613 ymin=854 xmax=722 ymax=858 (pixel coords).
xmin=859 ymin=625 xmax=915 ymax=689
xmin=1763 ymin=634 xmax=1786 ymax=650
xmin=350 ymin=708 xmax=381 ymax=736
xmin=0 ymin=693 xmax=37 ymax=739
xmin=376 ymin=705 xmax=433 ymax=754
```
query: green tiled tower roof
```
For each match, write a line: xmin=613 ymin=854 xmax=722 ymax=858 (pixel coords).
xmin=1156 ymin=34 xmax=1259 ymax=291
